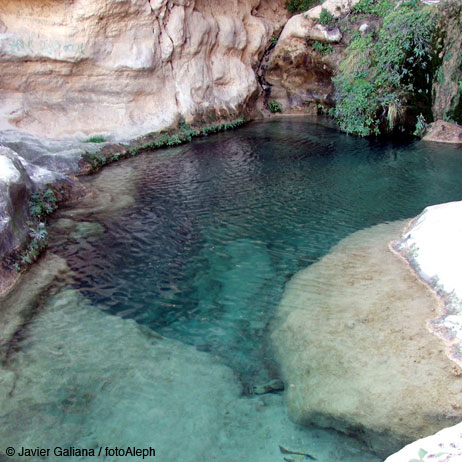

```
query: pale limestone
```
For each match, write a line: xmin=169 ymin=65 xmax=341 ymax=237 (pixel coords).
xmin=0 ymin=0 xmax=287 ymax=140
xmin=384 ymin=422 xmax=462 ymax=462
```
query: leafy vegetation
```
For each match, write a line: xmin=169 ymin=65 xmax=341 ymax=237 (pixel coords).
xmin=84 ymin=135 xmax=106 ymax=143
xmin=413 ymin=113 xmax=427 ymax=137
xmin=81 ymin=118 xmax=247 ymax=172
xmin=268 ymin=101 xmax=283 ymax=113
xmin=353 ymin=0 xmax=393 ymax=16
xmin=15 ymin=188 xmax=58 ymax=271
xmin=312 ymin=41 xmax=334 ymax=55
xmin=28 ymin=188 xmax=57 ymax=219
xmin=319 ymin=8 xmax=335 ymax=26
xmin=284 ymin=0 xmax=319 ymax=14
xmin=332 ymin=1 xmax=438 ymax=136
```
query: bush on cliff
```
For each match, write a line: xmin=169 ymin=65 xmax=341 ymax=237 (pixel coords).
xmin=333 ymin=0 xmax=439 ymax=136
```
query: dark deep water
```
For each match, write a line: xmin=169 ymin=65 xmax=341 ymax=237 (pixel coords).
xmin=3 ymin=117 xmax=462 ymax=462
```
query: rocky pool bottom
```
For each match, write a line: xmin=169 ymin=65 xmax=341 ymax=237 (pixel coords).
xmin=2 ymin=118 xmax=462 ymax=460
xmin=0 ymin=259 xmax=380 ymax=462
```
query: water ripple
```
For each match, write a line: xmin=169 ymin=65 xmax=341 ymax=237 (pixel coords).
xmin=50 ymin=118 xmax=462 ymax=385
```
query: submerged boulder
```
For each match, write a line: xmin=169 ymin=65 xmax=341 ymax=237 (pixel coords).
xmin=0 ymin=287 xmax=380 ymax=462
xmin=272 ymin=221 xmax=462 ymax=458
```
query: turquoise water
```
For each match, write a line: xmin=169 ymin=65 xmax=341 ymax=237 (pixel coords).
xmin=58 ymin=118 xmax=462 ymax=386
xmin=2 ymin=117 xmax=462 ymax=461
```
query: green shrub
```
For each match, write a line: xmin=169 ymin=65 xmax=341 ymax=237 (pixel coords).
xmin=84 ymin=136 xmax=106 ymax=143
xmin=17 ymin=189 xmax=56 ymax=271
xmin=353 ymin=0 xmax=375 ymax=14
xmin=268 ymin=101 xmax=283 ymax=113
xmin=285 ymin=0 xmax=319 ymax=13
xmin=413 ymin=113 xmax=427 ymax=137
xmin=332 ymin=2 xmax=438 ymax=136
xmin=319 ymin=8 xmax=335 ymax=26
xmin=28 ymin=188 xmax=57 ymax=219
xmin=353 ymin=0 xmax=393 ymax=16
xmin=312 ymin=41 xmax=334 ymax=55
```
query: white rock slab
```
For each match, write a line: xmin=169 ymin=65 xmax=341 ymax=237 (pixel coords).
xmin=384 ymin=421 xmax=462 ymax=462
xmin=397 ymin=201 xmax=462 ymax=298
xmin=389 ymin=201 xmax=462 ymax=461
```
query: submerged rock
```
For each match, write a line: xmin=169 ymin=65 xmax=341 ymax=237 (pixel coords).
xmin=272 ymin=221 xmax=462 ymax=458
xmin=0 ymin=253 xmax=71 ymax=350
xmin=252 ymin=378 xmax=285 ymax=395
xmin=0 ymin=288 xmax=379 ymax=462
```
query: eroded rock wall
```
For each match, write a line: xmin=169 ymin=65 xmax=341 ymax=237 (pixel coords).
xmin=0 ymin=0 xmax=287 ymax=139
xmin=262 ymin=0 xmax=358 ymax=112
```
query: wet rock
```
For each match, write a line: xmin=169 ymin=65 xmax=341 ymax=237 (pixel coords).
xmin=0 ymin=147 xmax=34 ymax=260
xmin=272 ymin=221 xmax=462 ymax=458
xmin=0 ymin=288 xmax=379 ymax=462
xmin=70 ymin=221 xmax=105 ymax=240
xmin=0 ymin=253 xmax=71 ymax=350
xmin=431 ymin=4 xmax=462 ymax=123
xmin=0 ymin=130 xmax=87 ymax=174
xmin=423 ymin=120 xmax=462 ymax=144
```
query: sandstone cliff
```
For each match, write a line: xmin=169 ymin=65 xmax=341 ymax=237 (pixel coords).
xmin=0 ymin=0 xmax=286 ymax=140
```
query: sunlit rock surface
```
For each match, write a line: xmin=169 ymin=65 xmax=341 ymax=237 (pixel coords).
xmin=394 ymin=201 xmax=462 ymax=369
xmin=0 ymin=0 xmax=287 ymax=140
xmin=384 ymin=422 xmax=462 ymax=462
xmin=423 ymin=120 xmax=462 ymax=144
xmin=272 ymin=221 xmax=462 ymax=458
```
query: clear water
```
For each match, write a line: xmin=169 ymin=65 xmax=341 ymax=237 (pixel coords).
xmin=3 ymin=117 xmax=462 ymax=461
xmin=57 ymin=118 xmax=462 ymax=385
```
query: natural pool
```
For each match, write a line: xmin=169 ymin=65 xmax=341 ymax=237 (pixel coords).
xmin=2 ymin=117 xmax=462 ymax=461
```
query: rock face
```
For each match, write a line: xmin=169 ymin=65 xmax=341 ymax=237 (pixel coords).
xmin=0 ymin=147 xmax=34 ymax=261
xmin=0 ymin=144 xmax=84 ymax=295
xmin=423 ymin=120 xmax=462 ymax=144
xmin=0 ymin=0 xmax=287 ymax=140
xmin=272 ymin=221 xmax=462 ymax=458
xmin=263 ymin=0 xmax=358 ymax=111
xmin=432 ymin=2 xmax=462 ymax=125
